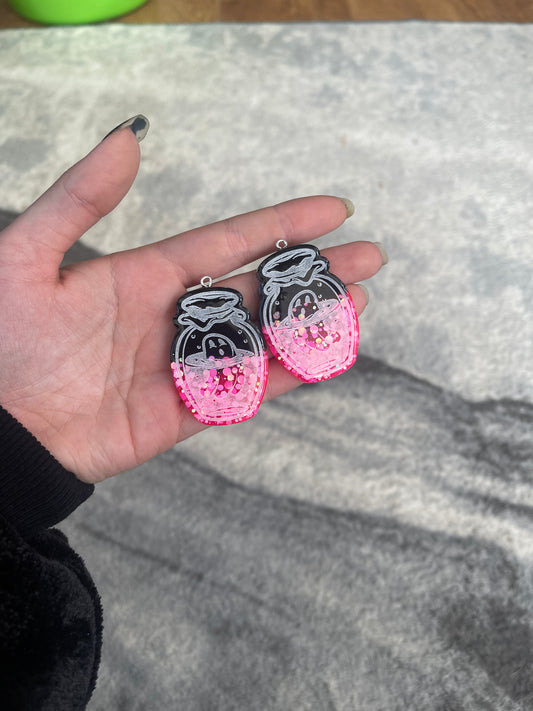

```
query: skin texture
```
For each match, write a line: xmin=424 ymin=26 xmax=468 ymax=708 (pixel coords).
xmin=0 ymin=127 xmax=384 ymax=483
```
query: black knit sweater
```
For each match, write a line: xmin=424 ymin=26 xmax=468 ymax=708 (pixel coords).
xmin=0 ymin=405 xmax=100 ymax=710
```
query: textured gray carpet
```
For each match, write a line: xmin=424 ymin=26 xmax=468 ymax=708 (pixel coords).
xmin=1 ymin=22 xmax=532 ymax=710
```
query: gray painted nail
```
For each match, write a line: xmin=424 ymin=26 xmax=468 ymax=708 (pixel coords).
xmin=103 ymin=114 xmax=150 ymax=143
xmin=338 ymin=197 xmax=355 ymax=219
xmin=373 ymin=242 xmax=389 ymax=266
xmin=357 ymin=283 xmax=370 ymax=305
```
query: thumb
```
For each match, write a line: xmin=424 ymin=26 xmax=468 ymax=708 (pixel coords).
xmin=0 ymin=115 xmax=149 ymax=275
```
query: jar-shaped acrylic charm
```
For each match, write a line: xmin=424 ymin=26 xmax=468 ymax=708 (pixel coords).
xmin=257 ymin=244 xmax=359 ymax=382
xmin=171 ymin=286 xmax=268 ymax=425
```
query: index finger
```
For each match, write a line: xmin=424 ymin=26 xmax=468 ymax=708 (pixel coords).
xmin=149 ymin=195 xmax=353 ymax=288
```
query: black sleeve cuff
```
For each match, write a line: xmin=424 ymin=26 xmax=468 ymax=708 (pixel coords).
xmin=0 ymin=405 xmax=94 ymax=538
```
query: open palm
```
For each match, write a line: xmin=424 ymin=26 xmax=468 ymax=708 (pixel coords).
xmin=0 ymin=123 xmax=384 ymax=483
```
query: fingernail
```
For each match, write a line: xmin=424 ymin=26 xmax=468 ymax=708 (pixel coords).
xmin=103 ymin=114 xmax=150 ymax=143
xmin=357 ymin=283 xmax=370 ymax=305
xmin=338 ymin=197 xmax=355 ymax=219
xmin=373 ymin=241 xmax=389 ymax=266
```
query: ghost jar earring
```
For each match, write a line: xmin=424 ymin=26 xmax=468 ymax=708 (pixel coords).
xmin=257 ymin=241 xmax=359 ymax=382
xmin=170 ymin=277 xmax=268 ymax=425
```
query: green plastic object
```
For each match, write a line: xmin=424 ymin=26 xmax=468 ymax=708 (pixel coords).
xmin=9 ymin=0 xmax=148 ymax=24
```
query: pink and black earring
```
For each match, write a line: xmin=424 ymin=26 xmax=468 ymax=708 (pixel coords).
xmin=257 ymin=241 xmax=359 ymax=382
xmin=171 ymin=277 xmax=268 ymax=425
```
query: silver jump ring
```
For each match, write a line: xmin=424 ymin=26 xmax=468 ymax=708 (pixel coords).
xmin=200 ymin=276 xmax=213 ymax=288
xmin=276 ymin=239 xmax=288 ymax=250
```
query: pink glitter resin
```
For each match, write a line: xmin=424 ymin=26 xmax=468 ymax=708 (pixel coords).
xmin=258 ymin=245 xmax=359 ymax=383
xmin=171 ymin=352 xmax=267 ymax=426
xmin=263 ymin=294 xmax=358 ymax=382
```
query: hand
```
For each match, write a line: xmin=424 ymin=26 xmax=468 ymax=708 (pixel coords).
xmin=0 ymin=122 xmax=385 ymax=483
